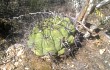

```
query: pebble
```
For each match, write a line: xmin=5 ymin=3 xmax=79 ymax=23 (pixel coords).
xmin=25 ymin=67 xmax=30 ymax=70
xmin=99 ymin=49 xmax=106 ymax=55
xmin=14 ymin=62 xmax=19 ymax=67
xmin=83 ymin=31 xmax=90 ymax=38
xmin=104 ymin=60 xmax=108 ymax=63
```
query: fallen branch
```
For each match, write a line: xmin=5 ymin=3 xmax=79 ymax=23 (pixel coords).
xmin=81 ymin=0 xmax=95 ymax=24
xmin=96 ymin=0 xmax=110 ymax=9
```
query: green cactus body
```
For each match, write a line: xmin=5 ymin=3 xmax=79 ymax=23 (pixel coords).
xmin=27 ymin=16 xmax=75 ymax=56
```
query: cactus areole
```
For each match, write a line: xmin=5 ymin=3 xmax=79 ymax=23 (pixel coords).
xmin=27 ymin=16 xmax=75 ymax=56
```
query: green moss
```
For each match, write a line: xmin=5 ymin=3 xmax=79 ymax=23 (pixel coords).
xmin=27 ymin=16 xmax=75 ymax=56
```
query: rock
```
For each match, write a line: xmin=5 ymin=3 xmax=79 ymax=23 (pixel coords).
xmin=83 ymin=31 xmax=90 ymax=38
xmin=99 ymin=49 xmax=106 ymax=55
xmin=0 ymin=44 xmax=52 ymax=70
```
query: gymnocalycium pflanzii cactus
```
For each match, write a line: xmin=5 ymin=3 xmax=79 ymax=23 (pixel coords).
xmin=27 ymin=16 xmax=75 ymax=56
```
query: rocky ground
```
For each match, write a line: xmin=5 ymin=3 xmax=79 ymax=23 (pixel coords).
xmin=0 ymin=32 xmax=110 ymax=70
xmin=0 ymin=44 xmax=52 ymax=70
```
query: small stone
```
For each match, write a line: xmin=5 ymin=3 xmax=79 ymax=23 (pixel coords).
xmin=83 ymin=31 xmax=90 ymax=38
xmin=99 ymin=49 xmax=106 ymax=55
xmin=17 ymin=50 xmax=23 ymax=57
xmin=104 ymin=60 xmax=108 ymax=63
xmin=71 ymin=65 xmax=74 ymax=67
xmin=25 ymin=67 xmax=29 ymax=70
xmin=14 ymin=62 xmax=19 ymax=67
xmin=18 ymin=59 xmax=22 ymax=62
xmin=90 ymin=25 xmax=97 ymax=32
xmin=107 ymin=50 xmax=110 ymax=53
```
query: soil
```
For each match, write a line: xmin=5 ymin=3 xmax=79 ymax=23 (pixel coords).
xmin=52 ymin=3 xmax=110 ymax=70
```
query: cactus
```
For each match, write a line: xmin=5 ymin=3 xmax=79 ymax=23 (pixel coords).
xmin=27 ymin=16 xmax=75 ymax=56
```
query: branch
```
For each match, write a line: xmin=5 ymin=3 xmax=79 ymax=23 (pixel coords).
xmin=73 ymin=0 xmax=95 ymax=33
xmin=13 ymin=11 xmax=54 ymax=20
xmin=96 ymin=0 xmax=110 ymax=9
xmin=81 ymin=0 xmax=95 ymax=24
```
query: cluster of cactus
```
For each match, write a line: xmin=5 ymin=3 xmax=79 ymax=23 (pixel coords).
xmin=27 ymin=16 xmax=75 ymax=56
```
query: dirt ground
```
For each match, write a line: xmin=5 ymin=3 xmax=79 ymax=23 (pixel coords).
xmin=52 ymin=3 xmax=110 ymax=70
